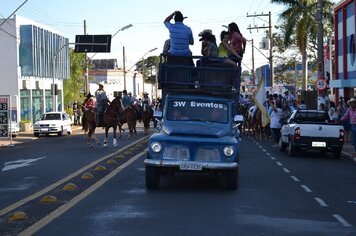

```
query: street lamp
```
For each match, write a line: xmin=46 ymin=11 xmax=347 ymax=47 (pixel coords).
xmin=141 ymin=47 xmax=158 ymax=95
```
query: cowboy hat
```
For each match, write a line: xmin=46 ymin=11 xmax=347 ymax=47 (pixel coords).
xmin=347 ymin=97 xmax=356 ymax=104
xmin=143 ymin=92 xmax=149 ymax=95
xmin=98 ymin=82 xmax=104 ymax=87
xmin=198 ymin=29 xmax=212 ymax=37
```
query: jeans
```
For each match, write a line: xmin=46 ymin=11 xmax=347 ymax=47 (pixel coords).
xmin=351 ymin=125 xmax=356 ymax=152
xmin=270 ymin=128 xmax=281 ymax=143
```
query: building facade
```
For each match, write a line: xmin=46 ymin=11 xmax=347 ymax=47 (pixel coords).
xmin=0 ymin=15 xmax=69 ymax=125
xmin=331 ymin=0 xmax=356 ymax=101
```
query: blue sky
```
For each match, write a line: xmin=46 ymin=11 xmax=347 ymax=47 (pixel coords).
xmin=2 ymin=0 xmax=289 ymax=71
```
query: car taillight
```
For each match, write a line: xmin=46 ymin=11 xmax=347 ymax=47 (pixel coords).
xmin=294 ymin=127 xmax=301 ymax=140
xmin=339 ymin=129 xmax=344 ymax=142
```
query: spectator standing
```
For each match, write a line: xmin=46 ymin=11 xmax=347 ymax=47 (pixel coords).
xmin=338 ymin=100 xmax=351 ymax=142
xmin=269 ymin=102 xmax=283 ymax=147
xmin=328 ymin=101 xmax=339 ymax=122
xmin=283 ymin=90 xmax=295 ymax=111
xmin=72 ymin=101 xmax=78 ymax=125
xmin=164 ymin=11 xmax=194 ymax=56
xmin=340 ymin=97 xmax=356 ymax=151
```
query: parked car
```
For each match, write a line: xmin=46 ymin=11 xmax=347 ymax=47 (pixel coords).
xmin=279 ymin=109 xmax=344 ymax=158
xmin=10 ymin=122 xmax=20 ymax=137
xmin=33 ymin=112 xmax=72 ymax=137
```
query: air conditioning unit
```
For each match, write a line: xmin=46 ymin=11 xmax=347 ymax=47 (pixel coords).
xmin=35 ymin=80 xmax=43 ymax=89
xmin=22 ymin=80 xmax=30 ymax=89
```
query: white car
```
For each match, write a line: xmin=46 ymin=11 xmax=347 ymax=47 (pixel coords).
xmin=33 ymin=112 xmax=72 ymax=137
xmin=10 ymin=122 xmax=20 ymax=137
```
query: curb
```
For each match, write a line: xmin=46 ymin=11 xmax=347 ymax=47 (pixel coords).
xmin=341 ymin=151 xmax=356 ymax=163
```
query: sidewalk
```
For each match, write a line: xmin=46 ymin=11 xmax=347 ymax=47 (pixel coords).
xmin=0 ymin=125 xmax=83 ymax=148
xmin=341 ymin=142 xmax=356 ymax=163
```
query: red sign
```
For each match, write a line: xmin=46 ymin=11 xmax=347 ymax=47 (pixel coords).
xmin=316 ymin=79 xmax=327 ymax=90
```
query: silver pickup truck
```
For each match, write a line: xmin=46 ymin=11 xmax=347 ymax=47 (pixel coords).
xmin=279 ymin=109 xmax=344 ymax=158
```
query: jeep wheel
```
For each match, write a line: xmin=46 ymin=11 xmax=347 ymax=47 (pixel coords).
xmin=225 ymin=169 xmax=239 ymax=190
xmin=279 ymin=137 xmax=287 ymax=152
xmin=145 ymin=166 xmax=160 ymax=189
xmin=288 ymin=140 xmax=296 ymax=157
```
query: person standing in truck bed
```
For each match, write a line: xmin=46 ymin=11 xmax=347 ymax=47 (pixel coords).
xmin=164 ymin=11 xmax=194 ymax=56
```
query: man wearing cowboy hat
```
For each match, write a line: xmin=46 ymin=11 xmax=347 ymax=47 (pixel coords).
xmin=95 ymin=82 xmax=109 ymax=126
xmin=283 ymin=90 xmax=296 ymax=111
xmin=142 ymin=92 xmax=151 ymax=106
xmin=341 ymin=97 xmax=356 ymax=151
xmin=164 ymin=11 xmax=194 ymax=56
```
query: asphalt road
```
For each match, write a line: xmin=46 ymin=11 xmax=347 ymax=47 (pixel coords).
xmin=1 ymin=132 xmax=356 ymax=236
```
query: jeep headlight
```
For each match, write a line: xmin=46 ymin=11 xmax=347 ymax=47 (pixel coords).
xmin=151 ymin=142 xmax=162 ymax=153
xmin=223 ymin=146 xmax=234 ymax=157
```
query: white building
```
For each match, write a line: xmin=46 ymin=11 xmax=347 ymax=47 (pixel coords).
xmin=89 ymin=59 xmax=160 ymax=100
xmin=0 ymin=15 xmax=69 ymax=125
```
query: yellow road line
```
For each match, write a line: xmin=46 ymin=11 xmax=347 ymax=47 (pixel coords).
xmin=19 ymin=149 xmax=147 ymax=236
xmin=0 ymin=136 xmax=147 ymax=217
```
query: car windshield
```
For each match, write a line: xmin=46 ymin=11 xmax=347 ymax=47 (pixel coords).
xmin=167 ymin=100 xmax=228 ymax=123
xmin=41 ymin=113 xmax=61 ymax=120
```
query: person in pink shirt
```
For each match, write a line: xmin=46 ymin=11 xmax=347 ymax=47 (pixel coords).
xmin=340 ymin=97 xmax=356 ymax=151
xmin=228 ymin=22 xmax=246 ymax=68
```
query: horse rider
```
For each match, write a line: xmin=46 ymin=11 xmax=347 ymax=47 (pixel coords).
xmin=81 ymin=92 xmax=95 ymax=127
xmin=121 ymin=90 xmax=132 ymax=110
xmin=142 ymin=92 xmax=153 ymax=116
xmin=95 ymin=82 xmax=109 ymax=126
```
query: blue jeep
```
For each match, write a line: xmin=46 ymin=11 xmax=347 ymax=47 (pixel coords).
xmin=144 ymin=55 xmax=243 ymax=190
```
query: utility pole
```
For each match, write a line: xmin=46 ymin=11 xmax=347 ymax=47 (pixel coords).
xmin=250 ymin=39 xmax=255 ymax=85
xmin=84 ymin=20 xmax=89 ymax=95
xmin=247 ymin=11 xmax=274 ymax=87
xmin=317 ymin=0 xmax=324 ymax=95
xmin=123 ymin=46 xmax=126 ymax=90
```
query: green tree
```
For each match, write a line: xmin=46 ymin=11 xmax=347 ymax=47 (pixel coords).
xmin=271 ymin=0 xmax=334 ymax=90
xmin=63 ymin=49 xmax=86 ymax=109
xmin=135 ymin=55 xmax=160 ymax=83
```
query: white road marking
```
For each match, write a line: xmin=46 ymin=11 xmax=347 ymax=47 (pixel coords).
xmin=301 ymin=185 xmax=312 ymax=192
xmin=270 ymin=157 xmax=276 ymax=160
xmin=290 ymin=176 xmax=300 ymax=182
xmin=2 ymin=157 xmax=46 ymax=171
xmin=283 ymin=168 xmax=290 ymax=173
xmin=314 ymin=197 xmax=328 ymax=207
xmin=276 ymin=161 xmax=283 ymax=166
xmin=347 ymin=201 xmax=356 ymax=204
xmin=265 ymin=153 xmax=271 ymax=156
xmin=333 ymin=214 xmax=352 ymax=227
xmin=262 ymin=149 xmax=267 ymax=152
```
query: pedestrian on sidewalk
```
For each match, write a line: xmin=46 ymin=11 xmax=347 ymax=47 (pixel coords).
xmin=340 ymin=97 xmax=356 ymax=151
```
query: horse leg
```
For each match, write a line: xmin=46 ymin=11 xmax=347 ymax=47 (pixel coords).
xmin=113 ymin=126 xmax=118 ymax=148
xmin=103 ymin=127 xmax=108 ymax=147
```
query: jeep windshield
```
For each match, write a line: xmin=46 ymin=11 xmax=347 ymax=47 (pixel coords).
xmin=167 ymin=100 xmax=228 ymax=123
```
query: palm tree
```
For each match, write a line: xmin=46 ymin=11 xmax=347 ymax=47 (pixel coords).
xmin=271 ymin=0 xmax=334 ymax=91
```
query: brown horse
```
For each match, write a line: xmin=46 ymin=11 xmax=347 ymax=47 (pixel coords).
xmin=141 ymin=103 xmax=153 ymax=135
xmin=118 ymin=105 xmax=138 ymax=138
xmin=82 ymin=109 xmax=100 ymax=147
xmin=102 ymin=97 xmax=123 ymax=147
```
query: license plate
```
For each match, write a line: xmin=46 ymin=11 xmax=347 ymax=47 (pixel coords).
xmin=180 ymin=162 xmax=202 ymax=171
xmin=312 ymin=141 xmax=326 ymax=147
xmin=40 ymin=128 xmax=48 ymax=131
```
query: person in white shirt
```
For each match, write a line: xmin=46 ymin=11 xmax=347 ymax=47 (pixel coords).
xmin=283 ymin=90 xmax=295 ymax=112
xmin=269 ymin=101 xmax=283 ymax=147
